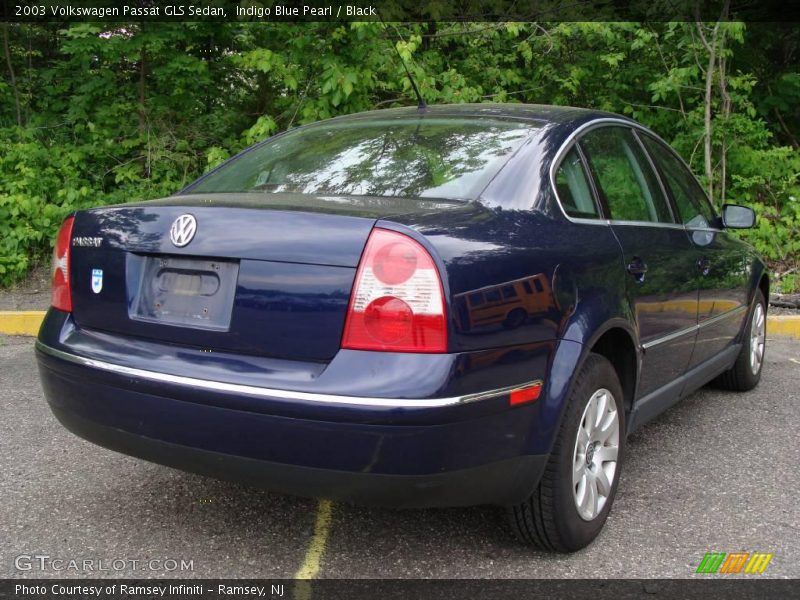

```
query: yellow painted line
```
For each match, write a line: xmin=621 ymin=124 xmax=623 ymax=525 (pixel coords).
xmin=0 ymin=311 xmax=799 ymax=339
xmin=768 ymin=315 xmax=800 ymax=339
xmin=293 ymin=499 xmax=334 ymax=595
xmin=0 ymin=310 xmax=46 ymax=336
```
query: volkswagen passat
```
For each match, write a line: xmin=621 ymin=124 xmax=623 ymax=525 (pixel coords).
xmin=37 ymin=104 xmax=768 ymax=551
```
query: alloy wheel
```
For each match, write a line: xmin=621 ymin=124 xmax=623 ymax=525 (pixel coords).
xmin=750 ymin=302 xmax=766 ymax=375
xmin=572 ymin=388 xmax=620 ymax=521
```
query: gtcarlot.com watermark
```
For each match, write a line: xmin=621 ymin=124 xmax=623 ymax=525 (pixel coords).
xmin=14 ymin=554 xmax=194 ymax=573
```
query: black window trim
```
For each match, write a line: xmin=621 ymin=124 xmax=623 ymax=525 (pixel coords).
xmin=629 ymin=128 xmax=678 ymax=224
xmin=635 ymin=130 xmax=721 ymax=232
xmin=570 ymin=122 xmax=680 ymax=228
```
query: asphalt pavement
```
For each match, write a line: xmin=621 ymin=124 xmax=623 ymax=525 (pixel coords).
xmin=1 ymin=334 xmax=798 ymax=579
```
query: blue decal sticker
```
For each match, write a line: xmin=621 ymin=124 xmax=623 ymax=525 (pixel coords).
xmin=91 ymin=269 xmax=103 ymax=294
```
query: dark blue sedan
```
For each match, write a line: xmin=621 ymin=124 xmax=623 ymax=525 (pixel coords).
xmin=36 ymin=104 xmax=768 ymax=551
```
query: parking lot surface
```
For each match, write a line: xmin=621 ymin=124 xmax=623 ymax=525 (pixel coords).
xmin=1 ymin=335 xmax=798 ymax=578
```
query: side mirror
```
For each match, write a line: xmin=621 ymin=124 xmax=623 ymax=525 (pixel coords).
xmin=721 ymin=204 xmax=755 ymax=229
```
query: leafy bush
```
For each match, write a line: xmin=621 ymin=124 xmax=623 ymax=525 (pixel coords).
xmin=728 ymin=145 xmax=800 ymax=292
xmin=0 ymin=21 xmax=798 ymax=290
xmin=0 ymin=133 xmax=90 ymax=283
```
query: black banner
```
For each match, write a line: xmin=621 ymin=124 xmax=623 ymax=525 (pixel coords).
xmin=2 ymin=580 xmax=800 ymax=600
xmin=2 ymin=0 xmax=800 ymax=22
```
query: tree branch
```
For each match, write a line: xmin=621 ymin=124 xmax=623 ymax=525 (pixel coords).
xmin=2 ymin=23 xmax=23 ymax=128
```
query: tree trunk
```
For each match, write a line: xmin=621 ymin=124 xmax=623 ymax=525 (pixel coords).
xmin=138 ymin=36 xmax=149 ymax=178
xmin=701 ymin=25 xmax=717 ymax=204
xmin=2 ymin=23 xmax=23 ymax=128
xmin=696 ymin=0 xmax=730 ymax=207
xmin=138 ymin=45 xmax=146 ymax=135
xmin=718 ymin=48 xmax=732 ymax=205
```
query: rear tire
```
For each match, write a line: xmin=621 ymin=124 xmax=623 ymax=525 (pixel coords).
xmin=508 ymin=353 xmax=625 ymax=552
xmin=713 ymin=290 xmax=766 ymax=392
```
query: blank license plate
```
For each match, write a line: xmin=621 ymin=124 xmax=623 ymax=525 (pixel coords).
xmin=130 ymin=255 xmax=239 ymax=330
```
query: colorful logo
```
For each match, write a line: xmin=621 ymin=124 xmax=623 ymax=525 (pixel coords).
xmin=91 ymin=269 xmax=103 ymax=294
xmin=696 ymin=552 xmax=773 ymax=574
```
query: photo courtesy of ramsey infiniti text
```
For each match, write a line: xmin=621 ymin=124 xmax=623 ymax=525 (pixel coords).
xmin=36 ymin=104 xmax=768 ymax=552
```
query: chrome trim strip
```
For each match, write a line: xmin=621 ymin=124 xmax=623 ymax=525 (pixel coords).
xmin=549 ymin=118 xmax=721 ymax=232
xmin=550 ymin=118 xmax=643 ymax=226
xmin=698 ymin=305 xmax=748 ymax=329
xmin=35 ymin=341 xmax=541 ymax=409
xmin=641 ymin=305 xmax=748 ymax=350
xmin=685 ymin=226 xmax=723 ymax=233
xmin=641 ymin=324 xmax=697 ymax=350
xmin=609 ymin=219 xmax=686 ymax=230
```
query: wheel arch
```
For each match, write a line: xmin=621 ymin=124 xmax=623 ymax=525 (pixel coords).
xmin=543 ymin=319 xmax=640 ymax=454
xmin=758 ymin=271 xmax=769 ymax=311
xmin=586 ymin=326 xmax=639 ymax=417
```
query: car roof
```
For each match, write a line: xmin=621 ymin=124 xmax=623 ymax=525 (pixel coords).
xmin=315 ymin=104 xmax=639 ymax=167
xmin=322 ymin=102 xmax=631 ymax=127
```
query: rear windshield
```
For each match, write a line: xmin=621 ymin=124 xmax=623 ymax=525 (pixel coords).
xmin=188 ymin=118 xmax=535 ymax=201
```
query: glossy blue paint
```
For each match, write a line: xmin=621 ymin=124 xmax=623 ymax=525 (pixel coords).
xmin=36 ymin=103 xmax=768 ymax=507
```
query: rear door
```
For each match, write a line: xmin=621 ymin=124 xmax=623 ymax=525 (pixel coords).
xmin=579 ymin=125 xmax=699 ymax=396
xmin=639 ymin=134 xmax=751 ymax=367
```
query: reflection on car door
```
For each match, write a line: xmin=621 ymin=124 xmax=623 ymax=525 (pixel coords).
xmin=579 ymin=126 xmax=698 ymax=397
xmin=639 ymin=134 xmax=751 ymax=367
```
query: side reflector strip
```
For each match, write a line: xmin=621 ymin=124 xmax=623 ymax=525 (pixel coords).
xmin=509 ymin=382 xmax=543 ymax=406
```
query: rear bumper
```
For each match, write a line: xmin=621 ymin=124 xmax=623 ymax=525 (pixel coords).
xmin=36 ymin=331 xmax=551 ymax=507
xmin=48 ymin=403 xmax=546 ymax=508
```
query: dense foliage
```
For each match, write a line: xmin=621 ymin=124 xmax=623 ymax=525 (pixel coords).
xmin=1 ymin=21 xmax=798 ymax=290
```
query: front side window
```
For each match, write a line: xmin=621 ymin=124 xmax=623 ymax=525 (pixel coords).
xmin=188 ymin=118 xmax=536 ymax=201
xmin=580 ymin=127 xmax=673 ymax=223
xmin=640 ymin=134 xmax=716 ymax=228
xmin=554 ymin=147 xmax=599 ymax=219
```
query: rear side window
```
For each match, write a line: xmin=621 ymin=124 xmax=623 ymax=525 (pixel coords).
xmin=640 ymin=135 xmax=716 ymax=228
xmin=580 ymin=127 xmax=673 ymax=223
xmin=554 ymin=147 xmax=599 ymax=219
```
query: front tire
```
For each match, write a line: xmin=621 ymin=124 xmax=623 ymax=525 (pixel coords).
xmin=508 ymin=353 xmax=625 ymax=552
xmin=714 ymin=290 xmax=766 ymax=391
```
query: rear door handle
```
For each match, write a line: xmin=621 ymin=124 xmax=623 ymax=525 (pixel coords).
xmin=627 ymin=257 xmax=648 ymax=283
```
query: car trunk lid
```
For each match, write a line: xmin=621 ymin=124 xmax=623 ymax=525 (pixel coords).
xmin=67 ymin=194 xmax=462 ymax=361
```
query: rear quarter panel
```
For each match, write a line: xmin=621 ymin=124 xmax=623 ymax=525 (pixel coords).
xmin=384 ymin=199 xmax=628 ymax=453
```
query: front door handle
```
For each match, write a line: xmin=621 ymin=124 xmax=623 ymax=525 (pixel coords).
xmin=627 ymin=257 xmax=648 ymax=283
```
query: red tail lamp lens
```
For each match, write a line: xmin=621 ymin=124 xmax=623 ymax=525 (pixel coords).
xmin=341 ymin=228 xmax=447 ymax=353
xmin=51 ymin=217 xmax=74 ymax=313
xmin=372 ymin=242 xmax=418 ymax=285
xmin=364 ymin=297 xmax=414 ymax=343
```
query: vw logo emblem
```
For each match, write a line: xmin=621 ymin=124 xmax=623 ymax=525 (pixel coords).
xmin=169 ymin=214 xmax=197 ymax=247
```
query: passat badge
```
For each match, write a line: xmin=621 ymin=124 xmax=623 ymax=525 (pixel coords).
xmin=91 ymin=269 xmax=103 ymax=294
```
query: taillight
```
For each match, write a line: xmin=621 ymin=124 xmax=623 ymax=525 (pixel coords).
xmin=341 ymin=228 xmax=447 ymax=353
xmin=51 ymin=216 xmax=74 ymax=312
